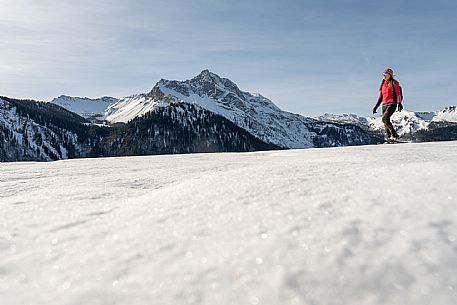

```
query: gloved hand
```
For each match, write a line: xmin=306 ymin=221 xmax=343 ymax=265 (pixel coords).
xmin=398 ymin=103 xmax=403 ymax=112
xmin=372 ymin=106 xmax=378 ymax=114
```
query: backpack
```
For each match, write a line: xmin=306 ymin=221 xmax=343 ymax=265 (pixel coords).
xmin=394 ymin=82 xmax=403 ymax=102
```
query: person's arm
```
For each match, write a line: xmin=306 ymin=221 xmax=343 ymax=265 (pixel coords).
xmin=395 ymin=82 xmax=403 ymax=111
xmin=373 ymin=92 xmax=382 ymax=113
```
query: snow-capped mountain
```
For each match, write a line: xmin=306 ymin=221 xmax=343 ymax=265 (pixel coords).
xmin=433 ymin=106 xmax=457 ymax=123
xmin=369 ymin=107 xmax=457 ymax=136
xmin=317 ymin=106 xmax=457 ymax=137
xmin=107 ymin=70 xmax=285 ymax=125
xmin=106 ymin=70 xmax=378 ymax=148
xmin=368 ymin=110 xmax=434 ymax=136
xmin=48 ymin=95 xmax=118 ymax=121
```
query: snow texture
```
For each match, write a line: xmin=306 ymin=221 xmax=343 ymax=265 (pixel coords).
xmin=1 ymin=141 xmax=457 ymax=305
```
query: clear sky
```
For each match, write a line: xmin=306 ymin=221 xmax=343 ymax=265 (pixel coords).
xmin=1 ymin=0 xmax=456 ymax=117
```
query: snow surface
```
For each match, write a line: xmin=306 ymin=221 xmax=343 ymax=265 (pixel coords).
xmin=1 ymin=142 xmax=457 ymax=305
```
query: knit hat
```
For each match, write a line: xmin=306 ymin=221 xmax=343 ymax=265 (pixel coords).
xmin=383 ymin=68 xmax=394 ymax=76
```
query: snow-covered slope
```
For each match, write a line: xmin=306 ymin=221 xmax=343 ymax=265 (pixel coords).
xmin=106 ymin=70 xmax=377 ymax=148
xmin=1 ymin=141 xmax=457 ymax=305
xmin=105 ymin=93 xmax=170 ymax=123
xmin=48 ymin=95 xmax=118 ymax=120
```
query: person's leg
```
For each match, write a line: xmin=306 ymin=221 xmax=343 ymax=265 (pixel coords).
xmin=382 ymin=104 xmax=398 ymax=138
xmin=387 ymin=105 xmax=399 ymax=138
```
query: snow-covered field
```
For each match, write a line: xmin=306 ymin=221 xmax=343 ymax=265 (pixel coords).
xmin=1 ymin=141 xmax=457 ymax=305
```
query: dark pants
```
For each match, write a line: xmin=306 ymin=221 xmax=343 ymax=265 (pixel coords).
xmin=382 ymin=104 xmax=398 ymax=138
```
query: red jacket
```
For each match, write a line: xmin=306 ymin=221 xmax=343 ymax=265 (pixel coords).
xmin=378 ymin=80 xmax=402 ymax=106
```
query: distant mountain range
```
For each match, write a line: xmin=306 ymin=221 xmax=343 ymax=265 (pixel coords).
xmin=317 ymin=106 xmax=457 ymax=140
xmin=318 ymin=107 xmax=456 ymax=132
xmin=1 ymin=70 xmax=456 ymax=161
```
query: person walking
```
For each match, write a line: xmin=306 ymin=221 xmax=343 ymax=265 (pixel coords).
xmin=372 ymin=68 xmax=403 ymax=140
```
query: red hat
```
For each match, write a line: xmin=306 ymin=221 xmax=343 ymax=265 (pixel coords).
xmin=383 ymin=68 xmax=394 ymax=75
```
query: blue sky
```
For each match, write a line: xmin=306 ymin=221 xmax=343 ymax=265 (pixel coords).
xmin=1 ymin=0 xmax=456 ymax=117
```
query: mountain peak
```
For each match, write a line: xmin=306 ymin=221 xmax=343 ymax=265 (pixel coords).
xmin=440 ymin=106 xmax=456 ymax=113
xmin=55 ymin=95 xmax=72 ymax=99
xmin=191 ymin=69 xmax=221 ymax=83
xmin=199 ymin=69 xmax=215 ymax=77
